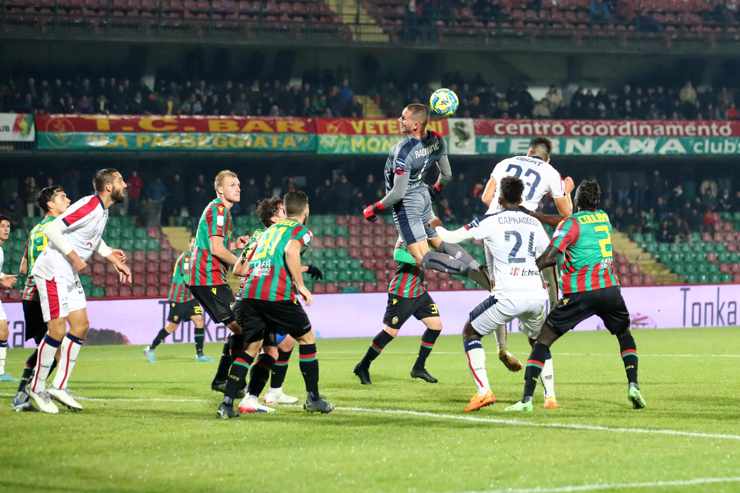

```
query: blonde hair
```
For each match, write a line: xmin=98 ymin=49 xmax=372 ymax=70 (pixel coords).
xmin=405 ymin=103 xmax=429 ymax=125
xmin=214 ymin=170 xmax=238 ymax=194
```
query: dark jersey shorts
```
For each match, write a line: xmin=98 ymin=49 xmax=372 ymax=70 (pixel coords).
xmin=22 ymin=298 xmax=46 ymax=344
xmin=189 ymin=285 xmax=235 ymax=325
xmin=546 ymin=286 xmax=630 ymax=336
xmin=234 ymin=298 xmax=311 ymax=344
xmin=166 ymin=299 xmax=203 ymax=324
xmin=383 ymin=292 xmax=439 ymax=330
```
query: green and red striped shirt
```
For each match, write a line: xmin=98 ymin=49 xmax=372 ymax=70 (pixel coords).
xmin=235 ymin=228 xmax=265 ymax=299
xmin=168 ymin=252 xmax=194 ymax=303
xmin=550 ymin=209 xmax=620 ymax=295
xmin=21 ymin=216 xmax=54 ymax=301
xmin=241 ymin=219 xmax=312 ymax=302
xmin=188 ymin=198 xmax=233 ymax=286
xmin=388 ymin=263 xmax=427 ymax=298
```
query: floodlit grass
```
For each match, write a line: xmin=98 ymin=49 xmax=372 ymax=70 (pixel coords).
xmin=2 ymin=328 xmax=739 ymax=493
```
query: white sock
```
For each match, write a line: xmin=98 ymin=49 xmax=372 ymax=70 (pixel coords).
xmin=31 ymin=336 xmax=60 ymax=393
xmin=0 ymin=343 xmax=7 ymax=375
xmin=52 ymin=335 xmax=83 ymax=390
xmin=465 ymin=346 xmax=490 ymax=395
xmin=541 ymin=357 xmax=556 ymax=398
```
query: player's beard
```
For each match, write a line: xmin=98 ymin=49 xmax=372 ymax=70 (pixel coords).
xmin=111 ymin=187 xmax=126 ymax=203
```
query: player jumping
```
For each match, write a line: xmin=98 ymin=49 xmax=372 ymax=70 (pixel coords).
xmin=362 ymin=103 xmax=489 ymax=289
xmin=12 ymin=186 xmax=71 ymax=411
xmin=0 ymin=215 xmax=19 ymax=382
xmin=217 ymin=191 xmax=333 ymax=418
xmin=28 ymin=169 xmax=132 ymax=414
xmin=187 ymin=170 xmax=249 ymax=394
xmin=505 ymin=179 xmax=646 ymax=412
xmin=144 ymin=238 xmax=211 ymax=363
xmin=436 ymin=177 xmax=558 ymax=411
xmin=353 ymin=243 xmax=442 ymax=385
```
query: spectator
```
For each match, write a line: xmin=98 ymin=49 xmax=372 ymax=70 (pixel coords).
xmin=335 ymin=174 xmax=354 ymax=214
xmin=127 ymin=170 xmax=144 ymax=209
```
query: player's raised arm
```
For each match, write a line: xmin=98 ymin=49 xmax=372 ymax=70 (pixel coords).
xmin=431 ymin=136 xmax=452 ymax=195
xmin=435 ymin=223 xmax=476 ymax=244
xmin=43 ymin=217 xmax=87 ymax=272
xmin=552 ymin=175 xmax=575 ymax=217
xmin=481 ymin=175 xmax=497 ymax=207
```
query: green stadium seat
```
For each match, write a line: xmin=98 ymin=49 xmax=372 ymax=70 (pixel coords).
xmin=336 ymin=248 xmax=349 ymax=259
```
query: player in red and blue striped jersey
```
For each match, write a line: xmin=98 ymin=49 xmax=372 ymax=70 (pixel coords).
xmin=353 ymin=243 xmax=442 ymax=385
xmin=144 ymin=239 xmax=211 ymax=363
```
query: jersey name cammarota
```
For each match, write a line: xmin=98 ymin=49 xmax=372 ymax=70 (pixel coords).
xmin=384 ymin=131 xmax=447 ymax=196
xmin=466 ymin=210 xmax=550 ymax=299
xmin=486 ymin=156 xmax=564 ymax=213
xmin=32 ymin=195 xmax=108 ymax=281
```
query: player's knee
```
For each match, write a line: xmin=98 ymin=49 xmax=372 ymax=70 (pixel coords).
xmin=264 ymin=345 xmax=278 ymax=359
xmin=536 ymin=323 xmax=558 ymax=347
xmin=278 ymin=336 xmax=295 ymax=351
xmin=296 ymin=328 xmax=315 ymax=344
xmin=462 ymin=322 xmax=480 ymax=342
xmin=383 ymin=326 xmax=399 ymax=338
xmin=191 ymin=315 xmax=204 ymax=327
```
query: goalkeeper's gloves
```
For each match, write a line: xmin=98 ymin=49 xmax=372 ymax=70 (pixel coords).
xmin=306 ymin=265 xmax=324 ymax=280
xmin=362 ymin=201 xmax=384 ymax=222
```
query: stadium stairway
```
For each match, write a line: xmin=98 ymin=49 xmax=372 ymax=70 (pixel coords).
xmin=356 ymin=95 xmax=385 ymax=117
xmin=325 ymin=0 xmax=389 ymax=42
xmin=612 ymin=231 xmax=680 ymax=285
xmin=161 ymin=226 xmax=191 ymax=253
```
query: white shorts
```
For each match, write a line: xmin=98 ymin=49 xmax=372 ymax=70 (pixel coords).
xmin=35 ymin=276 xmax=86 ymax=322
xmin=470 ymin=295 xmax=546 ymax=339
xmin=0 ymin=300 xmax=6 ymax=321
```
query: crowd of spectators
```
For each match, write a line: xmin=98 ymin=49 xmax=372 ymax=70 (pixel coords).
xmin=375 ymin=77 xmax=739 ymax=120
xmin=2 ymin=72 xmax=738 ymax=121
xmin=0 ymin=75 xmax=364 ymax=118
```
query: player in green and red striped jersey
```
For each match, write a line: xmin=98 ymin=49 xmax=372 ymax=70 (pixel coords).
xmin=231 ymin=196 xmax=325 ymax=412
xmin=217 ymin=191 xmax=333 ymax=418
xmin=506 ymin=179 xmax=646 ymax=412
xmin=144 ymin=239 xmax=211 ymax=363
xmin=353 ymin=243 xmax=442 ymax=385
xmin=12 ymin=186 xmax=71 ymax=411
xmin=187 ymin=170 xmax=249 ymax=394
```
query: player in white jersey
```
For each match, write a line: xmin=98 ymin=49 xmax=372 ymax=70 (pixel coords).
xmin=27 ymin=169 xmax=132 ymax=414
xmin=0 ymin=215 xmax=19 ymax=381
xmin=436 ymin=177 xmax=558 ymax=412
xmin=480 ymin=137 xmax=574 ymax=355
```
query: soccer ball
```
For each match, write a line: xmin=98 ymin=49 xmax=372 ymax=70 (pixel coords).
xmin=429 ymin=88 xmax=459 ymax=117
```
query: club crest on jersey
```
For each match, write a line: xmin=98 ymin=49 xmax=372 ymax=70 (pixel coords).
xmin=394 ymin=165 xmax=406 ymax=175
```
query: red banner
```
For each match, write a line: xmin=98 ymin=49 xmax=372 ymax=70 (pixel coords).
xmin=316 ymin=118 xmax=448 ymax=136
xmin=35 ymin=115 xmax=315 ymax=134
xmin=474 ymin=119 xmax=740 ymax=137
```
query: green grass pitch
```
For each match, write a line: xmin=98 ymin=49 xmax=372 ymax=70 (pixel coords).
xmin=1 ymin=328 xmax=739 ymax=493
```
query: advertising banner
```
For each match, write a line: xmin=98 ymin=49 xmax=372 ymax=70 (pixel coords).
xmin=0 ymin=113 xmax=35 ymax=142
xmin=4 ymin=284 xmax=737 ymax=348
xmin=315 ymin=117 xmax=448 ymax=155
xmin=36 ymin=132 xmax=316 ymax=152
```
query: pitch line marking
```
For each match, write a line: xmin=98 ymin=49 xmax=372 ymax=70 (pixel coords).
xmin=5 ymin=393 xmax=738 ymax=442
xmin=461 ymin=476 xmax=740 ymax=493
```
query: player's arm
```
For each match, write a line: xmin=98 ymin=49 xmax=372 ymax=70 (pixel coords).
xmin=19 ymin=247 xmax=28 ymax=275
xmin=536 ymin=245 xmax=560 ymax=270
xmin=537 ymin=217 xmax=579 ymax=270
xmin=43 ymin=217 xmax=87 ymax=272
xmin=210 ymin=236 xmax=239 ymax=266
xmin=481 ymin=175 xmax=496 ymax=207
xmin=552 ymin=175 xmax=575 ymax=217
xmin=98 ymin=239 xmax=132 ymax=284
xmin=431 ymin=136 xmax=452 ymax=194
xmin=285 ymin=239 xmax=312 ymax=305
xmin=434 ymin=225 xmax=476 ymax=244
xmin=363 ymin=169 xmax=410 ymax=222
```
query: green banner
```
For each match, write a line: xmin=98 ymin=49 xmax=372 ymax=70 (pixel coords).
xmin=476 ymin=136 xmax=740 ymax=156
xmin=37 ymin=132 xmax=317 ymax=152
xmin=317 ymin=135 xmax=403 ymax=154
